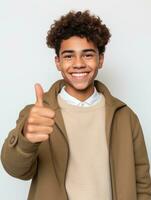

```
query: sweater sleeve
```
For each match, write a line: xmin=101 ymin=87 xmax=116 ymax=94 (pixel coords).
xmin=1 ymin=105 xmax=41 ymax=180
xmin=132 ymin=113 xmax=151 ymax=199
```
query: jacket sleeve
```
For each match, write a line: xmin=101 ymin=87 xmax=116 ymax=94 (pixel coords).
xmin=132 ymin=113 xmax=151 ymax=200
xmin=1 ymin=105 xmax=41 ymax=180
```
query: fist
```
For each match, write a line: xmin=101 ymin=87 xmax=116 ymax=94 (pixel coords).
xmin=23 ymin=83 xmax=55 ymax=143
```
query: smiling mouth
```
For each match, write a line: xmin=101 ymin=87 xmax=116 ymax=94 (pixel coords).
xmin=70 ymin=70 xmax=91 ymax=78
xmin=71 ymin=72 xmax=89 ymax=77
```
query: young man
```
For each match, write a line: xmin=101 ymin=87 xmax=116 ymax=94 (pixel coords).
xmin=1 ymin=10 xmax=151 ymax=200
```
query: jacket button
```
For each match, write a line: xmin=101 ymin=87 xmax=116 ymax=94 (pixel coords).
xmin=9 ymin=135 xmax=17 ymax=147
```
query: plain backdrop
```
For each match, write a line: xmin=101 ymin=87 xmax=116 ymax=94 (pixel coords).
xmin=0 ymin=0 xmax=151 ymax=199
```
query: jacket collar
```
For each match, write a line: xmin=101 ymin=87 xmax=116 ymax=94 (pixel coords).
xmin=43 ymin=79 xmax=127 ymax=149
xmin=43 ymin=79 xmax=126 ymax=108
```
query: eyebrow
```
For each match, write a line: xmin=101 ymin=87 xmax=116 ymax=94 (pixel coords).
xmin=61 ymin=49 xmax=97 ymax=55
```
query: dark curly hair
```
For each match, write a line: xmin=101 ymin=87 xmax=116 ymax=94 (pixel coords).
xmin=46 ymin=10 xmax=111 ymax=56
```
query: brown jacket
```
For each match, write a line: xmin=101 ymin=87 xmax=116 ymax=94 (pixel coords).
xmin=1 ymin=79 xmax=151 ymax=200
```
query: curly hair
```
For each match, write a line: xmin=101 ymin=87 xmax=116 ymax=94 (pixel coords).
xmin=46 ymin=10 xmax=111 ymax=56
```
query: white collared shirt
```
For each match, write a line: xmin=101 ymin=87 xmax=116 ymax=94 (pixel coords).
xmin=58 ymin=86 xmax=102 ymax=107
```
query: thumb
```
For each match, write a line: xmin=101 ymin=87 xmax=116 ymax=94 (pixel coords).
xmin=35 ymin=83 xmax=44 ymax=107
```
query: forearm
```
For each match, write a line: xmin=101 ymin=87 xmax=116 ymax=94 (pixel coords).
xmin=1 ymin=129 xmax=40 ymax=180
xmin=1 ymin=105 xmax=40 ymax=180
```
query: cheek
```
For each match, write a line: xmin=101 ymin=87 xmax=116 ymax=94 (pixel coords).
xmin=95 ymin=57 xmax=101 ymax=65
xmin=61 ymin=61 xmax=72 ymax=71
xmin=87 ymin=61 xmax=99 ymax=69
xmin=86 ymin=57 xmax=99 ymax=65
xmin=59 ymin=64 xmax=70 ymax=75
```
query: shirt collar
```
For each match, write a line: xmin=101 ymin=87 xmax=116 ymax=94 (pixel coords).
xmin=58 ymin=86 xmax=102 ymax=107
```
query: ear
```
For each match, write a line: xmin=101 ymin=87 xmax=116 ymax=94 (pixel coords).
xmin=55 ymin=56 xmax=61 ymax=71
xmin=98 ymin=54 xmax=104 ymax=69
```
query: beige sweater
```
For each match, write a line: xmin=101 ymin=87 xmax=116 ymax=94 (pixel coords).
xmin=57 ymin=94 xmax=112 ymax=200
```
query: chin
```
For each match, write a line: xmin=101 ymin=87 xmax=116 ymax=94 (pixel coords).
xmin=71 ymin=82 xmax=93 ymax=91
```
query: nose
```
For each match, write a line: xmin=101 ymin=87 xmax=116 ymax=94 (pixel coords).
xmin=72 ymin=56 xmax=86 ymax=68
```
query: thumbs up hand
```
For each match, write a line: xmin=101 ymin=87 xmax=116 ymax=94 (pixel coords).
xmin=23 ymin=83 xmax=55 ymax=143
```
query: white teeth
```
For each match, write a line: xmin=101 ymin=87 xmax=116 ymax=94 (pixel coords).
xmin=72 ymin=73 xmax=88 ymax=77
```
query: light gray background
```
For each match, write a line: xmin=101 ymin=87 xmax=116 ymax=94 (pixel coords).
xmin=0 ymin=0 xmax=151 ymax=199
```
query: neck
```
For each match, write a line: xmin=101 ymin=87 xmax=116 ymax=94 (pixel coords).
xmin=64 ymin=84 xmax=95 ymax=101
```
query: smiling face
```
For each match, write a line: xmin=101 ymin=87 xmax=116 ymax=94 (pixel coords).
xmin=55 ymin=36 xmax=104 ymax=100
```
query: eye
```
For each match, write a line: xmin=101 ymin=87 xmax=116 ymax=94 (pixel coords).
xmin=84 ymin=54 xmax=94 ymax=58
xmin=63 ymin=55 xmax=73 ymax=59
